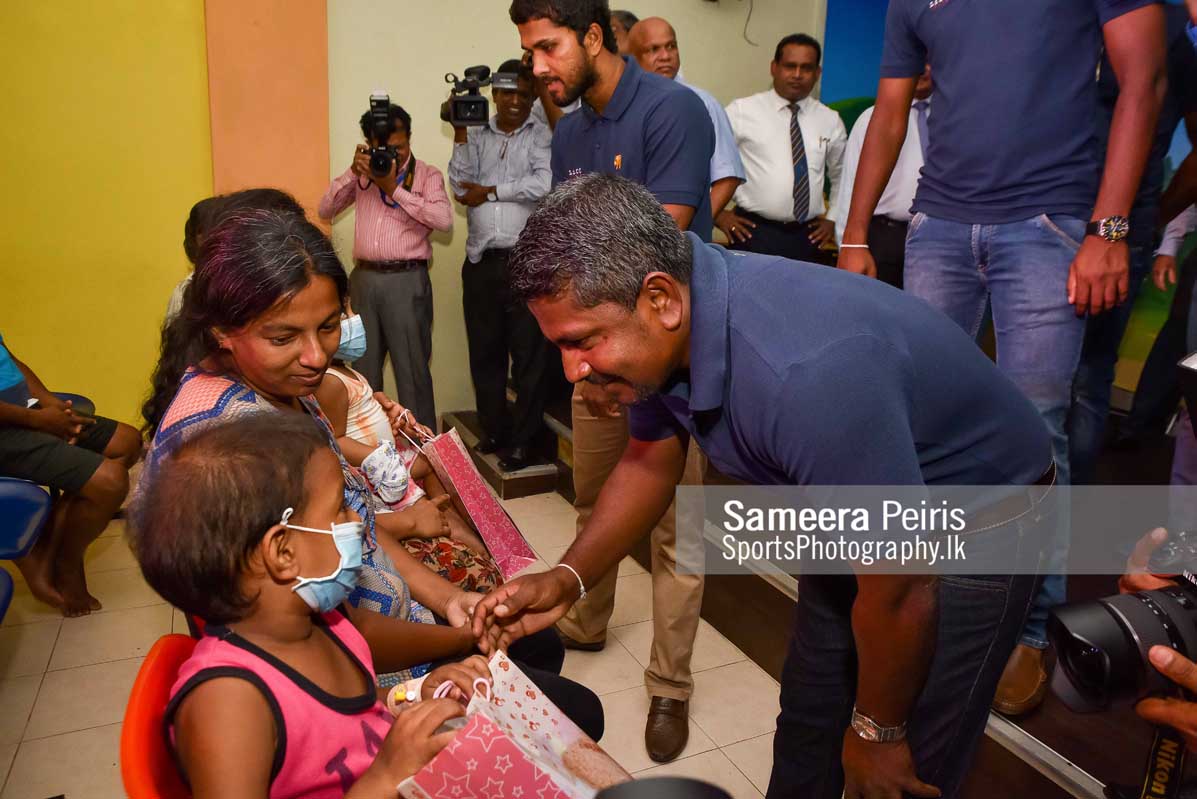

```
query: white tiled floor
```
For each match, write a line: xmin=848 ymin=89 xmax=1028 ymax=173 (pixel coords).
xmin=0 ymin=492 xmax=779 ymax=798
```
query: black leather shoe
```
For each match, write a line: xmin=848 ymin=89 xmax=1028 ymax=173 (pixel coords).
xmin=645 ymin=697 xmax=689 ymax=763
xmin=499 ymin=446 xmax=531 ymax=471
xmin=554 ymin=626 xmax=606 ymax=652
xmin=476 ymin=436 xmax=505 ymax=455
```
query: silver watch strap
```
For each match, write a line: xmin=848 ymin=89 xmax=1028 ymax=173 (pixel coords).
xmin=850 ymin=707 xmax=907 ymax=743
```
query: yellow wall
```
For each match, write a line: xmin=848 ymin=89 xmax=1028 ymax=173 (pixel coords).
xmin=0 ymin=2 xmax=213 ymax=426
xmin=327 ymin=0 xmax=826 ymax=416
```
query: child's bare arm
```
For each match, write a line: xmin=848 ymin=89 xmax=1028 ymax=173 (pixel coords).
xmin=314 ymin=371 xmax=351 ymax=438
xmin=336 ymin=434 xmax=376 ymax=467
xmin=173 ymin=678 xmax=276 ymax=798
xmin=348 ymin=605 xmax=474 ymax=672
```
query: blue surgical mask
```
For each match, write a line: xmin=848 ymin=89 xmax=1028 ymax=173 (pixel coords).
xmin=335 ymin=314 xmax=368 ymax=361
xmin=280 ymin=508 xmax=364 ymax=613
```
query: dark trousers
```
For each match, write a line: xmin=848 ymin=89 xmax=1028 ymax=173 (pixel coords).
xmin=868 ymin=215 xmax=909 ymax=289
xmin=730 ymin=210 xmax=836 ymax=266
xmin=1122 ymin=251 xmax=1197 ymax=439
xmin=351 ymin=266 xmax=437 ymax=430
xmin=462 ymin=249 xmax=550 ymax=448
xmin=765 ymin=505 xmax=1048 ymax=799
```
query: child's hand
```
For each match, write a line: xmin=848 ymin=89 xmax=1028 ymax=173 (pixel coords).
xmin=407 ymin=495 xmax=452 ymax=539
xmin=369 ymin=698 xmax=463 ymax=786
xmin=423 ymin=655 xmax=492 ymax=704
xmin=444 ymin=590 xmax=485 ymax=628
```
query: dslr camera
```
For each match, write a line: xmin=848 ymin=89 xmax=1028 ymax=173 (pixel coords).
xmin=366 ymin=92 xmax=399 ymax=178
xmin=441 ymin=66 xmax=492 ymax=127
xmin=1048 ymin=538 xmax=1197 ymax=713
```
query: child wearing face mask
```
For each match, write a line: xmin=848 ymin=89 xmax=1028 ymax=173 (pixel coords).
xmin=320 ymin=310 xmax=493 ymax=567
xmin=131 ymin=412 xmax=493 ymax=798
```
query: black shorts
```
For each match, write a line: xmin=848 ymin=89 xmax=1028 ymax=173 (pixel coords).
xmin=0 ymin=412 xmax=119 ymax=494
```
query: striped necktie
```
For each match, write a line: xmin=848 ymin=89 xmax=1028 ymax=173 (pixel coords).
xmin=789 ymin=101 xmax=809 ymax=222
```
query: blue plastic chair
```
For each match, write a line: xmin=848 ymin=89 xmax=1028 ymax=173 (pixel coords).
xmin=0 ymin=477 xmax=53 ymax=623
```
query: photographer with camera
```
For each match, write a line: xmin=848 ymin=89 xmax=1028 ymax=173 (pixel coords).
xmin=318 ymin=99 xmax=452 ymax=430
xmin=448 ymin=59 xmax=553 ymax=472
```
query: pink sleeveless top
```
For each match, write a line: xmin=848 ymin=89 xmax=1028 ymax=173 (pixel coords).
xmin=166 ymin=610 xmax=394 ymax=798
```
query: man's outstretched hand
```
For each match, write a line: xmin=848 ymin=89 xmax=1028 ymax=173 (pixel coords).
xmin=471 ymin=567 xmax=580 ymax=654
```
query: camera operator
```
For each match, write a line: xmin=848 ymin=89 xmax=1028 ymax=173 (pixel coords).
xmin=318 ymin=101 xmax=452 ymax=429
xmin=1121 ymin=528 xmax=1197 ymax=750
xmin=447 ymin=59 xmax=553 ymax=472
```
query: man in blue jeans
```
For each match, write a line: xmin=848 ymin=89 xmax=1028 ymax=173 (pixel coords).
xmin=839 ymin=0 xmax=1166 ymax=715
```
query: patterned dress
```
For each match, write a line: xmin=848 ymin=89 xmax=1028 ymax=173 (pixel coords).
xmin=144 ymin=368 xmax=435 ymax=681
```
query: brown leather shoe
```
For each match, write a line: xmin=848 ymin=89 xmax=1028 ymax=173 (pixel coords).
xmin=645 ymin=696 xmax=689 ymax=763
xmin=992 ymin=644 xmax=1048 ymax=716
xmin=554 ymin=626 xmax=606 ymax=652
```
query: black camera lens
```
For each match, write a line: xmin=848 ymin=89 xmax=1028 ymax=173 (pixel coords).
xmin=1049 ymin=581 xmax=1197 ymax=713
xmin=369 ymin=147 xmax=395 ymax=177
xmin=1060 ymin=642 xmax=1109 ymax=701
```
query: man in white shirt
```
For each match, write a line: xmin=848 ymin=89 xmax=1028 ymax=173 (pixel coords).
xmin=628 ymin=17 xmax=747 ymax=229
xmin=828 ymin=65 xmax=932 ymax=288
xmin=722 ymin=33 xmax=847 ymax=265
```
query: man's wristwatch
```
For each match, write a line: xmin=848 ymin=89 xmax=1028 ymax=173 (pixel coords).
xmin=850 ymin=707 xmax=907 ymax=743
xmin=1085 ymin=215 xmax=1130 ymax=243
xmin=486 ymin=189 xmax=498 ymax=202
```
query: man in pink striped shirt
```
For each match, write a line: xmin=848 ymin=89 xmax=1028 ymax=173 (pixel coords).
xmin=319 ymin=101 xmax=452 ymax=428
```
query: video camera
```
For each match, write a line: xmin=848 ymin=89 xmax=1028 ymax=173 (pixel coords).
xmin=366 ymin=92 xmax=399 ymax=178
xmin=441 ymin=66 xmax=492 ymax=127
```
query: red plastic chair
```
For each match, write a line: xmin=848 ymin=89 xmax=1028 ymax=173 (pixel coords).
xmin=121 ymin=634 xmax=197 ymax=799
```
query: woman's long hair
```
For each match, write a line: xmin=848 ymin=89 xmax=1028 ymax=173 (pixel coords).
xmin=142 ymin=209 xmax=348 ymax=437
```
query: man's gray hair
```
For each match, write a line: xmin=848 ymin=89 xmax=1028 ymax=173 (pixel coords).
xmin=510 ymin=173 xmax=693 ymax=309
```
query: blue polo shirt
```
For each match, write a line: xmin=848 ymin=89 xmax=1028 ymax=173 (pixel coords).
xmin=551 ymin=57 xmax=715 ymax=241
xmin=880 ymin=0 xmax=1159 ymax=224
xmin=628 ymin=235 xmax=1052 ymax=488
xmin=0 ymin=333 xmax=31 ymax=407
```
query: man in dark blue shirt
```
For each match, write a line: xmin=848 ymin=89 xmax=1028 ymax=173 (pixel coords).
xmin=1070 ymin=2 xmax=1197 ymax=483
xmin=837 ymin=0 xmax=1166 ymax=717
xmin=474 ymin=174 xmax=1055 ymax=798
xmin=510 ymin=0 xmax=715 ymax=763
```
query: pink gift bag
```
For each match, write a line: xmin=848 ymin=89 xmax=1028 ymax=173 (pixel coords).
xmin=400 ymin=652 xmax=631 ymax=799
xmin=422 ymin=428 xmax=538 ymax=580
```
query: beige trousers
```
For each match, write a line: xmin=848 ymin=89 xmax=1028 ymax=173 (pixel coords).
xmin=556 ymin=385 xmax=706 ymax=701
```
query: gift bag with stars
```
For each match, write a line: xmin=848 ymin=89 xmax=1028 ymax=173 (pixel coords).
xmin=400 ymin=651 xmax=631 ymax=799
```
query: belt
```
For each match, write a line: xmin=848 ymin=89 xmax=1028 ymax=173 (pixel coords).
xmin=356 ymin=259 xmax=428 ymax=273
xmin=870 ymin=215 xmax=909 ymax=229
xmin=736 ymin=209 xmax=814 ymax=233
xmin=963 ymin=462 xmax=1057 ymax=534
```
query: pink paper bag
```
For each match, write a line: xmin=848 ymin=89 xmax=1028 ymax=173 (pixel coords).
xmin=423 ymin=428 xmax=538 ymax=580
xmin=400 ymin=652 xmax=631 ymax=799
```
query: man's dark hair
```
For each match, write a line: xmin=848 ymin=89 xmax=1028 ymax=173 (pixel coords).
xmin=359 ymin=102 xmax=412 ymax=143
xmin=774 ymin=33 xmax=822 ymax=65
xmin=497 ymin=57 xmax=534 ymax=84
xmin=510 ymin=174 xmax=693 ymax=309
xmin=509 ymin=0 xmax=618 ymax=54
xmin=611 ymin=9 xmax=638 ymax=29
xmin=130 ymin=413 xmax=330 ymax=624
xmin=183 ymin=188 xmax=305 ymax=265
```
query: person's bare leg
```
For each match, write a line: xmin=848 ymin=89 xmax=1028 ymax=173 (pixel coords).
xmin=445 ymin=508 xmax=488 ymax=556
xmin=51 ymin=458 xmax=129 ymax=616
xmin=12 ymin=499 xmax=68 ymax=610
